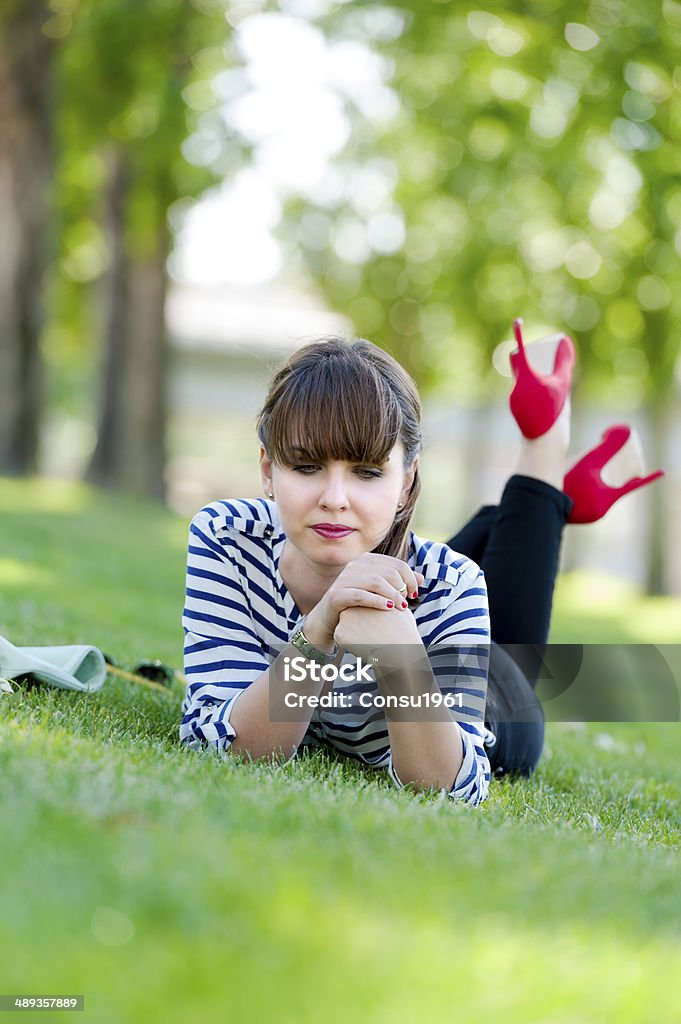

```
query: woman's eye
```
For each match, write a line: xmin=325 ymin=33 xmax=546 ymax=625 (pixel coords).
xmin=292 ymin=464 xmax=319 ymax=474
xmin=355 ymin=467 xmax=383 ymax=479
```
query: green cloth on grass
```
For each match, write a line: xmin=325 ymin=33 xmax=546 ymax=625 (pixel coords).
xmin=0 ymin=634 xmax=106 ymax=692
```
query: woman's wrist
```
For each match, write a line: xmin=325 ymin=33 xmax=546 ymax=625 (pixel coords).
xmin=290 ymin=624 xmax=338 ymax=664
xmin=299 ymin=608 xmax=336 ymax=650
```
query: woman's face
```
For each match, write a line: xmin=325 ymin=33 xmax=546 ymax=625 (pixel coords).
xmin=260 ymin=442 xmax=416 ymax=569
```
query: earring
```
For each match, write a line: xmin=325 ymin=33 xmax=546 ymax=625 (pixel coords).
xmin=268 ymin=492 xmax=275 ymax=499
xmin=397 ymin=502 xmax=404 ymax=510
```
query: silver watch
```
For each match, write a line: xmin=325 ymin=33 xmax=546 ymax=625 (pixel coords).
xmin=290 ymin=626 xmax=338 ymax=666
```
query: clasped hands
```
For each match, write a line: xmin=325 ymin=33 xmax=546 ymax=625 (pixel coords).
xmin=304 ymin=552 xmax=425 ymax=655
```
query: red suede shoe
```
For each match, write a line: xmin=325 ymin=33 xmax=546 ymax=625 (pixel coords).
xmin=564 ymin=424 xmax=665 ymax=524
xmin=509 ymin=318 xmax=576 ymax=438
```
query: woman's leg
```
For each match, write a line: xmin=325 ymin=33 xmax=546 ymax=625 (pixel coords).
xmin=484 ymin=644 xmax=546 ymax=778
xmin=445 ymin=505 xmax=498 ymax=566
xmin=451 ymin=399 xmax=572 ymax=654
xmin=447 ymin=481 xmax=571 ymax=777
xmin=446 ymin=477 xmax=571 ymax=646
xmin=482 ymin=475 xmax=572 ymax=647
xmin=482 ymin=471 xmax=572 ymax=777
xmin=452 ymin=403 xmax=573 ymax=777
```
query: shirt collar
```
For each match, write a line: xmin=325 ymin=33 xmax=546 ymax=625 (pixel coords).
xmin=210 ymin=499 xmax=283 ymax=542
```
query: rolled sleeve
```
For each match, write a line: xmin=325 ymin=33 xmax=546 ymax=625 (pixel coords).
xmin=387 ymin=722 xmax=490 ymax=806
xmin=180 ymin=681 xmax=248 ymax=755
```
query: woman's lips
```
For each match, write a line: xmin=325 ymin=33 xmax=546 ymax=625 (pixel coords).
xmin=311 ymin=525 xmax=355 ymax=539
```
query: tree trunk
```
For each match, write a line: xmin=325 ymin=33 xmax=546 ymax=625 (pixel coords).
xmin=86 ymin=145 xmax=169 ymax=500
xmin=0 ymin=4 xmax=54 ymax=474
xmin=645 ymin=399 xmax=671 ymax=596
xmin=85 ymin=146 xmax=130 ymax=488
xmin=119 ymin=236 xmax=170 ymax=500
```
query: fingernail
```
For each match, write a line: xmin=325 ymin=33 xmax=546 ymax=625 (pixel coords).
xmin=401 ymin=600 xmax=408 ymax=609
xmin=386 ymin=600 xmax=394 ymax=608
xmin=412 ymin=591 xmax=418 ymax=599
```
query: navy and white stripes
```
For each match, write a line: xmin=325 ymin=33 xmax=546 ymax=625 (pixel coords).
xmin=181 ymin=498 xmax=493 ymax=805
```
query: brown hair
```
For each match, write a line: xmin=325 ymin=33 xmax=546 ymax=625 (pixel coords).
xmin=257 ymin=337 xmax=422 ymax=560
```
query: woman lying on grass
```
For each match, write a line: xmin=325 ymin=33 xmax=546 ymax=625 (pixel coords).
xmin=180 ymin=329 xmax=663 ymax=804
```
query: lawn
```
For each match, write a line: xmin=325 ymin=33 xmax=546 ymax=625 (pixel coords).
xmin=1 ymin=477 xmax=680 ymax=1024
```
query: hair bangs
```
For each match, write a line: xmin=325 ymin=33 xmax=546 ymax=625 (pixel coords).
xmin=264 ymin=347 xmax=403 ymax=468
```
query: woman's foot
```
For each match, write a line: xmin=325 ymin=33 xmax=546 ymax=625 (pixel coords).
xmin=508 ymin=320 xmax=573 ymax=490
xmin=515 ymin=398 xmax=571 ymax=491
xmin=564 ymin=425 xmax=665 ymax=523
xmin=509 ymin=318 xmax=576 ymax=439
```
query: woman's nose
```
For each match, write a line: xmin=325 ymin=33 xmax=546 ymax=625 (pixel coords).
xmin=318 ymin=470 xmax=349 ymax=510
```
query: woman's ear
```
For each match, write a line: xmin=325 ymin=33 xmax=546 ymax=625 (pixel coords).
xmin=259 ymin=446 xmax=274 ymax=498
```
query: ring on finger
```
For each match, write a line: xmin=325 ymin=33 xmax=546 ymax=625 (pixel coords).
xmin=397 ymin=583 xmax=408 ymax=596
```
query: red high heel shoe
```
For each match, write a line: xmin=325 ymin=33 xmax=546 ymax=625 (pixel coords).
xmin=564 ymin=424 xmax=665 ymax=524
xmin=509 ymin=318 xmax=576 ymax=438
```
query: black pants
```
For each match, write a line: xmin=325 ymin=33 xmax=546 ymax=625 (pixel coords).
xmin=446 ymin=475 xmax=573 ymax=778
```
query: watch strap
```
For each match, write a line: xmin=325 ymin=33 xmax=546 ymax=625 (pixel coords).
xmin=290 ymin=626 xmax=338 ymax=666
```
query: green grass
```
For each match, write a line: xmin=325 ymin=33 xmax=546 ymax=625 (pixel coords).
xmin=1 ymin=477 xmax=680 ymax=1024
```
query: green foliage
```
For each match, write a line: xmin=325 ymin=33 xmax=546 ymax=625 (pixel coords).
xmin=44 ymin=0 xmax=230 ymax=415
xmin=276 ymin=0 xmax=681 ymax=403
xmin=56 ymin=0 xmax=225 ymax=239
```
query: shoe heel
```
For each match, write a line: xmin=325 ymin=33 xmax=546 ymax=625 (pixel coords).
xmin=509 ymin=318 xmax=575 ymax=439
xmin=513 ymin=333 xmax=571 ymax=379
xmin=564 ymin=425 xmax=665 ymax=524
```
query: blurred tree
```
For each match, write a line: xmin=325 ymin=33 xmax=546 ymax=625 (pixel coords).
xmin=0 ymin=0 xmax=56 ymax=474
xmin=233 ymin=0 xmax=680 ymax=591
xmin=52 ymin=0 xmax=227 ymax=498
xmin=0 ymin=0 xmax=229 ymax=495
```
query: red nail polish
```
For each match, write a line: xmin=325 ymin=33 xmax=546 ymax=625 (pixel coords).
xmin=386 ymin=600 xmax=394 ymax=608
xmin=412 ymin=591 xmax=418 ymax=599
xmin=401 ymin=600 xmax=408 ymax=609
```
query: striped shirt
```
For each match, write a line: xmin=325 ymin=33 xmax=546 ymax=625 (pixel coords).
xmin=181 ymin=498 xmax=493 ymax=805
